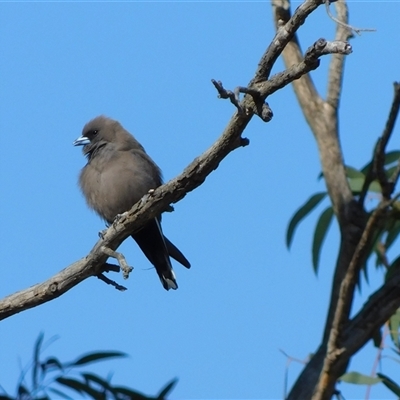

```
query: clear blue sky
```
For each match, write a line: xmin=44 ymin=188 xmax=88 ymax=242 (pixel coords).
xmin=0 ymin=2 xmax=399 ymax=399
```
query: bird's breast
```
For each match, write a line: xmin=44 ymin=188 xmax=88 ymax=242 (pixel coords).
xmin=79 ymin=153 xmax=159 ymax=223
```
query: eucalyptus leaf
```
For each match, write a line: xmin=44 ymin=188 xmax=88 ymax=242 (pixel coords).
xmin=312 ymin=207 xmax=334 ymax=274
xmin=377 ymin=372 xmax=400 ymax=396
xmin=340 ymin=371 xmax=381 ymax=385
xmin=286 ymin=192 xmax=327 ymax=249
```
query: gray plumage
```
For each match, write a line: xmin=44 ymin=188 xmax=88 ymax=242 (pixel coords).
xmin=73 ymin=116 xmax=190 ymax=290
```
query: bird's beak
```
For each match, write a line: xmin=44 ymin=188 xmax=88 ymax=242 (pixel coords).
xmin=73 ymin=135 xmax=90 ymax=146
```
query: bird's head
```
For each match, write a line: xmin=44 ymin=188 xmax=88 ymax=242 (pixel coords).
xmin=74 ymin=115 xmax=143 ymax=161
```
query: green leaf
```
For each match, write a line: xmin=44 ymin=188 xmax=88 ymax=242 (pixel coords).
xmin=33 ymin=332 xmax=45 ymax=390
xmin=377 ymin=372 xmax=400 ymax=396
xmin=113 ymin=386 xmax=150 ymax=399
xmin=17 ymin=384 xmax=30 ymax=396
xmin=286 ymin=192 xmax=327 ymax=249
xmin=372 ymin=327 xmax=382 ymax=348
xmin=348 ymin=177 xmax=382 ymax=194
xmin=340 ymin=371 xmax=381 ymax=385
xmin=70 ymin=351 xmax=127 ymax=367
xmin=157 ymin=378 xmax=178 ymax=399
xmin=312 ymin=207 xmax=334 ymax=274
xmin=369 ymin=181 xmax=385 ymax=193
xmin=386 ymin=165 xmax=399 ymax=178
xmin=344 ymin=165 xmax=380 ymax=193
xmin=48 ymin=388 xmax=74 ymax=400
xmin=385 ymin=256 xmax=400 ymax=283
xmin=361 ymin=150 xmax=400 ymax=175
xmin=56 ymin=377 xmax=105 ymax=399
xmin=389 ymin=309 xmax=400 ymax=349
xmin=384 ymin=150 xmax=400 ymax=165
xmin=81 ymin=373 xmax=112 ymax=390
xmin=41 ymin=356 xmax=64 ymax=373
xmin=386 ymin=220 xmax=400 ymax=250
xmin=345 ymin=166 xmax=365 ymax=179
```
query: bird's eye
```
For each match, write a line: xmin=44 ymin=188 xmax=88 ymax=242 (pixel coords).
xmin=92 ymin=130 xmax=98 ymax=135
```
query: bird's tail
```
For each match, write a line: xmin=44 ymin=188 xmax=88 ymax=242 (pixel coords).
xmin=132 ymin=218 xmax=178 ymax=290
xmin=164 ymin=236 xmax=191 ymax=269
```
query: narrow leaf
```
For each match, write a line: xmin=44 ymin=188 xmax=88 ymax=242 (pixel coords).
xmin=70 ymin=351 xmax=127 ymax=367
xmin=41 ymin=357 xmax=64 ymax=373
xmin=48 ymin=388 xmax=74 ymax=400
xmin=377 ymin=372 xmax=400 ymax=396
xmin=386 ymin=165 xmax=399 ymax=178
xmin=345 ymin=166 xmax=365 ymax=179
xmin=312 ymin=207 xmax=334 ymax=274
xmin=385 ymin=256 xmax=400 ymax=283
xmin=55 ymin=377 xmax=85 ymax=394
xmin=157 ymin=378 xmax=178 ymax=399
xmin=81 ymin=373 xmax=111 ymax=390
xmin=113 ymin=386 xmax=150 ymax=399
xmin=386 ymin=220 xmax=400 ymax=250
xmin=372 ymin=327 xmax=382 ymax=348
xmin=17 ymin=385 xmax=30 ymax=396
xmin=286 ymin=192 xmax=327 ymax=249
xmin=33 ymin=332 xmax=45 ymax=390
xmin=389 ymin=309 xmax=400 ymax=349
xmin=384 ymin=150 xmax=400 ymax=165
xmin=348 ymin=177 xmax=381 ymax=194
xmin=340 ymin=371 xmax=381 ymax=385
xmin=56 ymin=377 xmax=104 ymax=399
xmin=361 ymin=150 xmax=400 ymax=175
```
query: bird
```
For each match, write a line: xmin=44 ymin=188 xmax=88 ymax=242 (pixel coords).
xmin=73 ymin=116 xmax=190 ymax=290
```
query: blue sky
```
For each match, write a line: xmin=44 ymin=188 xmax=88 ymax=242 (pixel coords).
xmin=0 ymin=2 xmax=399 ymax=399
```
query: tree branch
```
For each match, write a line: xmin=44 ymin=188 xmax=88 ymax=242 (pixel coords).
xmin=0 ymin=113 xmax=251 ymax=321
xmin=313 ymin=195 xmax=400 ymax=400
xmin=256 ymin=0 xmax=323 ymax=81
xmin=271 ymin=1 xmax=399 ymax=399
xmin=1 ymin=0 xmax=348 ymax=322
xmin=359 ymin=82 xmax=400 ymax=205
xmin=375 ymin=82 xmax=400 ymax=199
xmin=272 ymin=0 xmax=353 ymax=223
xmin=326 ymin=1 xmax=352 ymax=110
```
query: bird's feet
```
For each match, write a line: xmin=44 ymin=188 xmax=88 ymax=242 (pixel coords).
xmin=101 ymin=246 xmax=133 ymax=280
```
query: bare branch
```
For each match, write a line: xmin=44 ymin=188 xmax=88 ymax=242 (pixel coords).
xmin=257 ymin=38 xmax=351 ymax=99
xmin=214 ymin=38 xmax=351 ymax=123
xmin=324 ymin=0 xmax=376 ymax=36
xmin=326 ymin=1 xmax=352 ymax=110
xmin=375 ymin=82 xmax=400 ymax=198
xmin=256 ymin=0 xmax=323 ymax=81
xmin=271 ymin=0 xmax=321 ymax=118
xmin=211 ymin=79 xmax=242 ymax=113
xmin=359 ymin=83 xmax=400 ymax=204
xmin=273 ymin=0 xmax=353 ymax=223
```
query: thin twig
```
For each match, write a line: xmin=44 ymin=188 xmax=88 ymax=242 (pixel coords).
xmin=211 ymin=80 xmax=242 ymax=113
xmin=324 ymin=0 xmax=376 ymax=36
xmin=374 ymin=82 xmax=400 ymax=199
xmin=326 ymin=1 xmax=352 ymax=110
